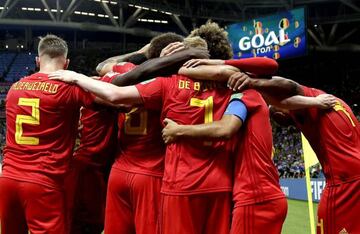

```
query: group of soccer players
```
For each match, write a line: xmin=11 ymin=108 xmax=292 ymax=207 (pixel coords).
xmin=0 ymin=20 xmax=359 ymax=234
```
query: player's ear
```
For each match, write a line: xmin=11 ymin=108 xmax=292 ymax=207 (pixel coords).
xmin=64 ymin=59 xmax=70 ymax=70
xmin=35 ymin=56 xmax=40 ymax=68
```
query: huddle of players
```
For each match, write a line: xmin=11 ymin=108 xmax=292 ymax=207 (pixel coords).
xmin=1 ymin=20 xmax=359 ymax=234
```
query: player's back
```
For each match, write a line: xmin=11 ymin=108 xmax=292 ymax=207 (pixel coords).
xmin=73 ymin=73 xmax=119 ymax=168
xmin=233 ymin=89 xmax=284 ymax=206
xmin=114 ymin=107 xmax=165 ymax=177
xmin=4 ymin=72 xmax=93 ymax=188
xmin=137 ymin=75 xmax=233 ymax=195
xmin=291 ymin=86 xmax=360 ymax=185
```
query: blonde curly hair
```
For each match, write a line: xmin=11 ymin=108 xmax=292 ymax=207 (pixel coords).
xmin=183 ymin=36 xmax=208 ymax=50
xmin=189 ymin=21 xmax=233 ymax=60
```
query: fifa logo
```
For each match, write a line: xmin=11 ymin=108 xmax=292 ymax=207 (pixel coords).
xmin=238 ymin=18 xmax=292 ymax=56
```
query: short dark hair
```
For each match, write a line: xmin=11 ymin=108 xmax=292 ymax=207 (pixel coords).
xmin=190 ymin=21 xmax=233 ymax=60
xmin=38 ymin=34 xmax=68 ymax=58
xmin=147 ymin=32 xmax=184 ymax=59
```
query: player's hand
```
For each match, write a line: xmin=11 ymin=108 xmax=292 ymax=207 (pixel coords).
xmin=227 ymin=72 xmax=252 ymax=91
xmin=315 ymin=94 xmax=337 ymax=109
xmin=162 ymin=118 xmax=180 ymax=144
xmin=116 ymin=104 xmax=133 ymax=113
xmin=160 ymin=42 xmax=185 ymax=57
xmin=183 ymin=59 xmax=224 ymax=68
xmin=48 ymin=70 xmax=79 ymax=83
xmin=189 ymin=47 xmax=210 ymax=59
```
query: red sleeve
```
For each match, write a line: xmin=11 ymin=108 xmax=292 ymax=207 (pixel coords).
xmin=100 ymin=62 xmax=137 ymax=83
xmin=72 ymin=86 xmax=95 ymax=108
xmin=112 ymin=62 xmax=136 ymax=74
xmin=135 ymin=78 xmax=166 ymax=110
xmin=100 ymin=72 xmax=119 ymax=83
xmin=225 ymin=57 xmax=278 ymax=75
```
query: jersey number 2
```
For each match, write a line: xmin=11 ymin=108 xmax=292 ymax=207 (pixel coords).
xmin=15 ymin=98 xmax=40 ymax=145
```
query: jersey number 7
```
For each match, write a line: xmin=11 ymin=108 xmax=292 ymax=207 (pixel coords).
xmin=190 ymin=96 xmax=213 ymax=146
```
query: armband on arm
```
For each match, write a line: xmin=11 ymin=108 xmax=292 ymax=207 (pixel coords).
xmin=224 ymin=99 xmax=248 ymax=123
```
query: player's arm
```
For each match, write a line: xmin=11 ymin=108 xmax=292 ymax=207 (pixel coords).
xmin=227 ymin=73 xmax=336 ymax=110
xmin=265 ymin=93 xmax=337 ymax=110
xmin=49 ymin=70 xmax=142 ymax=105
xmin=162 ymin=99 xmax=247 ymax=143
xmin=96 ymin=52 xmax=140 ymax=76
xmin=182 ymin=57 xmax=278 ymax=76
xmin=178 ymin=65 xmax=241 ymax=82
xmin=228 ymin=74 xmax=303 ymax=100
xmin=178 ymin=57 xmax=277 ymax=83
xmin=96 ymin=44 xmax=149 ymax=76
xmin=111 ymin=47 xmax=209 ymax=86
xmin=92 ymin=97 xmax=133 ymax=111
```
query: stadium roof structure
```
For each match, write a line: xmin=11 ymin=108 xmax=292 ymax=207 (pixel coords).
xmin=0 ymin=0 xmax=359 ymax=50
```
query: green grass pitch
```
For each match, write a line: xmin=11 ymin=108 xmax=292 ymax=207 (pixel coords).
xmin=282 ymin=199 xmax=318 ymax=234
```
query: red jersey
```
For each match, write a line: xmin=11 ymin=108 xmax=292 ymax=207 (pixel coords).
xmin=290 ymin=86 xmax=360 ymax=186
xmin=3 ymin=72 xmax=94 ymax=188
xmin=112 ymin=62 xmax=136 ymax=74
xmin=110 ymin=62 xmax=166 ymax=177
xmin=136 ymin=75 xmax=233 ymax=195
xmin=73 ymin=72 xmax=120 ymax=168
xmin=113 ymin=107 xmax=165 ymax=177
xmin=232 ymin=90 xmax=284 ymax=206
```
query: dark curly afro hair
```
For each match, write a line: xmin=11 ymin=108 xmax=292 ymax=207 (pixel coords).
xmin=189 ymin=21 xmax=233 ymax=60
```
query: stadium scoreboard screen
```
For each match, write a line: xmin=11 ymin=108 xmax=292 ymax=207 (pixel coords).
xmin=227 ymin=8 xmax=306 ymax=60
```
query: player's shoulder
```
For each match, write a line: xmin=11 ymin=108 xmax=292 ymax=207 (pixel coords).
xmin=301 ymin=85 xmax=326 ymax=97
xmin=21 ymin=72 xmax=45 ymax=81
xmin=143 ymin=74 xmax=179 ymax=84
xmin=165 ymin=74 xmax=190 ymax=85
xmin=243 ymin=89 xmax=263 ymax=99
xmin=233 ymin=89 xmax=266 ymax=108
xmin=171 ymin=74 xmax=188 ymax=79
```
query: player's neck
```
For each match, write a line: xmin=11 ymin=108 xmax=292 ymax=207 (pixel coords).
xmin=38 ymin=56 xmax=67 ymax=74
xmin=38 ymin=63 xmax=65 ymax=74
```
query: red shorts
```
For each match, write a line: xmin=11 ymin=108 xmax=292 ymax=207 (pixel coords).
xmin=159 ymin=192 xmax=232 ymax=234
xmin=317 ymin=179 xmax=360 ymax=234
xmin=0 ymin=177 xmax=66 ymax=234
xmin=230 ymin=197 xmax=288 ymax=234
xmin=105 ymin=168 xmax=162 ymax=234
xmin=64 ymin=160 xmax=107 ymax=234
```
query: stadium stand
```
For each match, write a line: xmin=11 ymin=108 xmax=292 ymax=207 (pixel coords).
xmin=0 ymin=52 xmax=16 ymax=81
xmin=4 ymin=52 xmax=36 ymax=82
